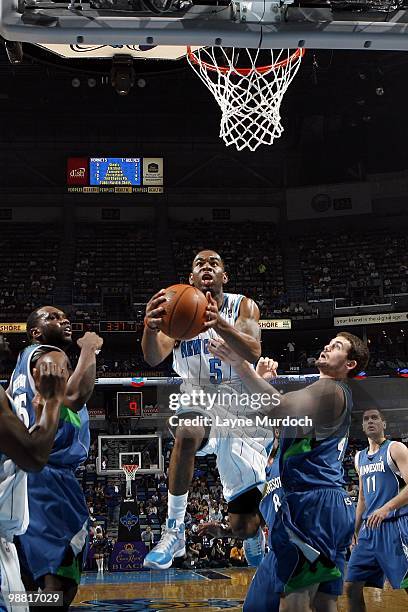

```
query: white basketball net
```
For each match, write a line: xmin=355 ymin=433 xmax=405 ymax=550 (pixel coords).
xmin=187 ymin=46 xmax=305 ymax=152
xmin=122 ymin=464 xmax=139 ymax=497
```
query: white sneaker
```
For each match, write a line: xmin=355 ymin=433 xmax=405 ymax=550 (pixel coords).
xmin=243 ymin=527 xmax=265 ymax=567
xmin=143 ymin=519 xmax=186 ymax=570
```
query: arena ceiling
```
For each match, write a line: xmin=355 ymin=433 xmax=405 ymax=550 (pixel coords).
xmin=0 ymin=43 xmax=407 ymax=181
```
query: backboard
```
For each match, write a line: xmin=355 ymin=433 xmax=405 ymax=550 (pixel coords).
xmin=119 ymin=451 xmax=142 ymax=469
xmin=97 ymin=434 xmax=164 ymax=476
xmin=2 ymin=0 xmax=408 ymax=49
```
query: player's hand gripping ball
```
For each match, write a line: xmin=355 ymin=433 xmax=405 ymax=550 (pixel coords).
xmin=158 ymin=284 xmax=208 ymax=340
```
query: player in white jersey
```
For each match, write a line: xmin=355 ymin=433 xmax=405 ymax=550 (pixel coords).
xmin=142 ymin=249 xmax=270 ymax=570
xmin=0 ymin=359 xmax=68 ymax=612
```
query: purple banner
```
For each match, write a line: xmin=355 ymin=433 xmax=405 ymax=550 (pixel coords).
xmin=110 ymin=541 xmax=147 ymax=571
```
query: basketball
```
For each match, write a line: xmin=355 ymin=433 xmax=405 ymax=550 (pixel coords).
xmin=159 ymin=284 xmax=208 ymax=340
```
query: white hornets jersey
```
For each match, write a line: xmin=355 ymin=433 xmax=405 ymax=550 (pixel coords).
xmin=173 ymin=292 xmax=245 ymax=390
xmin=0 ymin=395 xmax=29 ymax=542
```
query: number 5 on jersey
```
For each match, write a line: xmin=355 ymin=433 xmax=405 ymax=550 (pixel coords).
xmin=209 ymin=358 xmax=222 ymax=384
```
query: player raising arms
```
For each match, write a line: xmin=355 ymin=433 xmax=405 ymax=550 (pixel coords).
xmin=209 ymin=332 xmax=369 ymax=612
xmin=345 ymin=408 xmax=408 ymax=610
xmin=142 ymin=250 xmax=271 ymax=570
xmin=9 ymin=306 xmax=103 ymax=610
xmin=0 ymin=361 xmax=68 ymax=612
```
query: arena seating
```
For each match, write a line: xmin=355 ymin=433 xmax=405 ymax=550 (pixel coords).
xmin=299 ymin=230 xmax=408 ymax=301
xmin=0 ymin=223 xmax=60 ymax=316
xmin=0 ymin=221 xmax=407 ymax=378
xmin=73 ymin=224 xmax=159 ymax=306
xmin=0 ymin=223 xmax=407 ymax=323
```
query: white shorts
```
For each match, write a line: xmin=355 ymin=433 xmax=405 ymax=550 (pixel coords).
xmin=198 ymin=431 xmax=269 ymax=502
xmin=0 ymin=538 xmax=29 ymax=612
xmin=174 ymin=384 xmax=273 ymax=503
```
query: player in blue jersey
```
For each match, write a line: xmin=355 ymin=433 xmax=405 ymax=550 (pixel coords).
xmin=199 ymin=427 xmax=283 ymax=612
xmin=9 ymin=306 xmax=103 ymax=609
xmin=345 ymin=408 xmax=408 ymax=610
xmin=243 ymin=364 xmax=293 ymax=612
xmin=243 ymin=424 xmax=282 ymax=612
xmin=0 ymin=361 xmax=67 ymax=612
xmin=209 ymin=332 xmax=369 ymax=612
xmin=142 ymin=250 xmax=269 ymax=570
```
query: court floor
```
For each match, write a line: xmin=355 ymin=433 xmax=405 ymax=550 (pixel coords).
xmin=72 ymin=569 xmax=407 ymax=611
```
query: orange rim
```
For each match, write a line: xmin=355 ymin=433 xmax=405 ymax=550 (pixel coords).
xmin=187 ymin=46 xmax=305 ymax=76
xmin=122 ymin=464 xmax=139 ymax=477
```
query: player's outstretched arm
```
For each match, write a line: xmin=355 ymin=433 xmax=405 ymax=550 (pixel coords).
xmin=366 ymin=442 xmax=408 ymax=528
xmin=209 ymin=339 xmax=343 ymax=423
xmin=142 ymin=289 xmax=175 ymax=366
xmin=64 ymin=331 xmax=103 ymax=411
xmin=0 ymin=360 xmax=67 ymax=471
xmin=205 ymin=295 xmax=261 ymax=362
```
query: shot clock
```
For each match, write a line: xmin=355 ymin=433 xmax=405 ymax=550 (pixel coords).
xmin=116 ymin=392 xmax=143 ymax=418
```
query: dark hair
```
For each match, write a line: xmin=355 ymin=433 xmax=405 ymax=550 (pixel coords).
xmin=192 ymin=250 xmax=225 ymax=270
xmin=338 ymin=331 xmax=369 ymax=378
xmin=26 ymin=308 xmax=42 ymax=343
xmin=362 ymin=408 xmax=386 ymax=421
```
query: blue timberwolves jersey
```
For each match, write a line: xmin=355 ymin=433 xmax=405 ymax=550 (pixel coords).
xmin=260 ymin=448 xmax=283 ymax=545
xmin=173 ymin=292 xmax=245 ymax=388
xmin=280 ymin=381 xmax=353 ymax=490
xmin=10 ymin=345 xmax=90 ymax=469
xmin=357 ymin=440 xmax=408 ymax=520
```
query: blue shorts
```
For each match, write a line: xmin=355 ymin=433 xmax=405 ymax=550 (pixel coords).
xmin=243 ymin=548 xmax=344 ymax=611
xmin=346 ymin=516 xmax=408 ymax=589
xmin=270 ymin=488 xmax=355 ymax=594
xmin=243 ymin=551 xmax=282 ymax=612
xmin=16 ymin=465 xmax=89 ymax=583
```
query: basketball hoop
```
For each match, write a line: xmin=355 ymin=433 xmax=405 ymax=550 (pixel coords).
xmin=187 ymin=46 xmax=305 ymax=152
xmin=122 ymin=463 xmax=139 ymax=498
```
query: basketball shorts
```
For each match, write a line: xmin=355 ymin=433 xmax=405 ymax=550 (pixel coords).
xmin=16 ymin=465 xmax=88 ymax=584
xmin=243 ymin=547 xmax=344 ymax=611
xmin=269 ymin=488 xmax=355 ymax=595
xmin=243 ymin=550 xmax=282 ymax=612
xmin=172 ymin=407 xmax=269 ymax=503
xmin=346 ymin=516 xmax=408 ymax=589
xmin=171 ymin=384 xmax=273 ymax=503
xmin=0 ymin=539 xmax=29 ymax=612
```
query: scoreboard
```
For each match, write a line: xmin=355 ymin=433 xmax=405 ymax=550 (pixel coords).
xmin=67 ymin=156 xmax=163 ymax=194
xmin=117 ymin=392 xmax=143 ymax=418
xmin=90 ymin=158 xmax=141 ymax=186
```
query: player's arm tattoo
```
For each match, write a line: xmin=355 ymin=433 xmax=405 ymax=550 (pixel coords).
xmin=216 ymin=297 xmax=261 ymax=362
